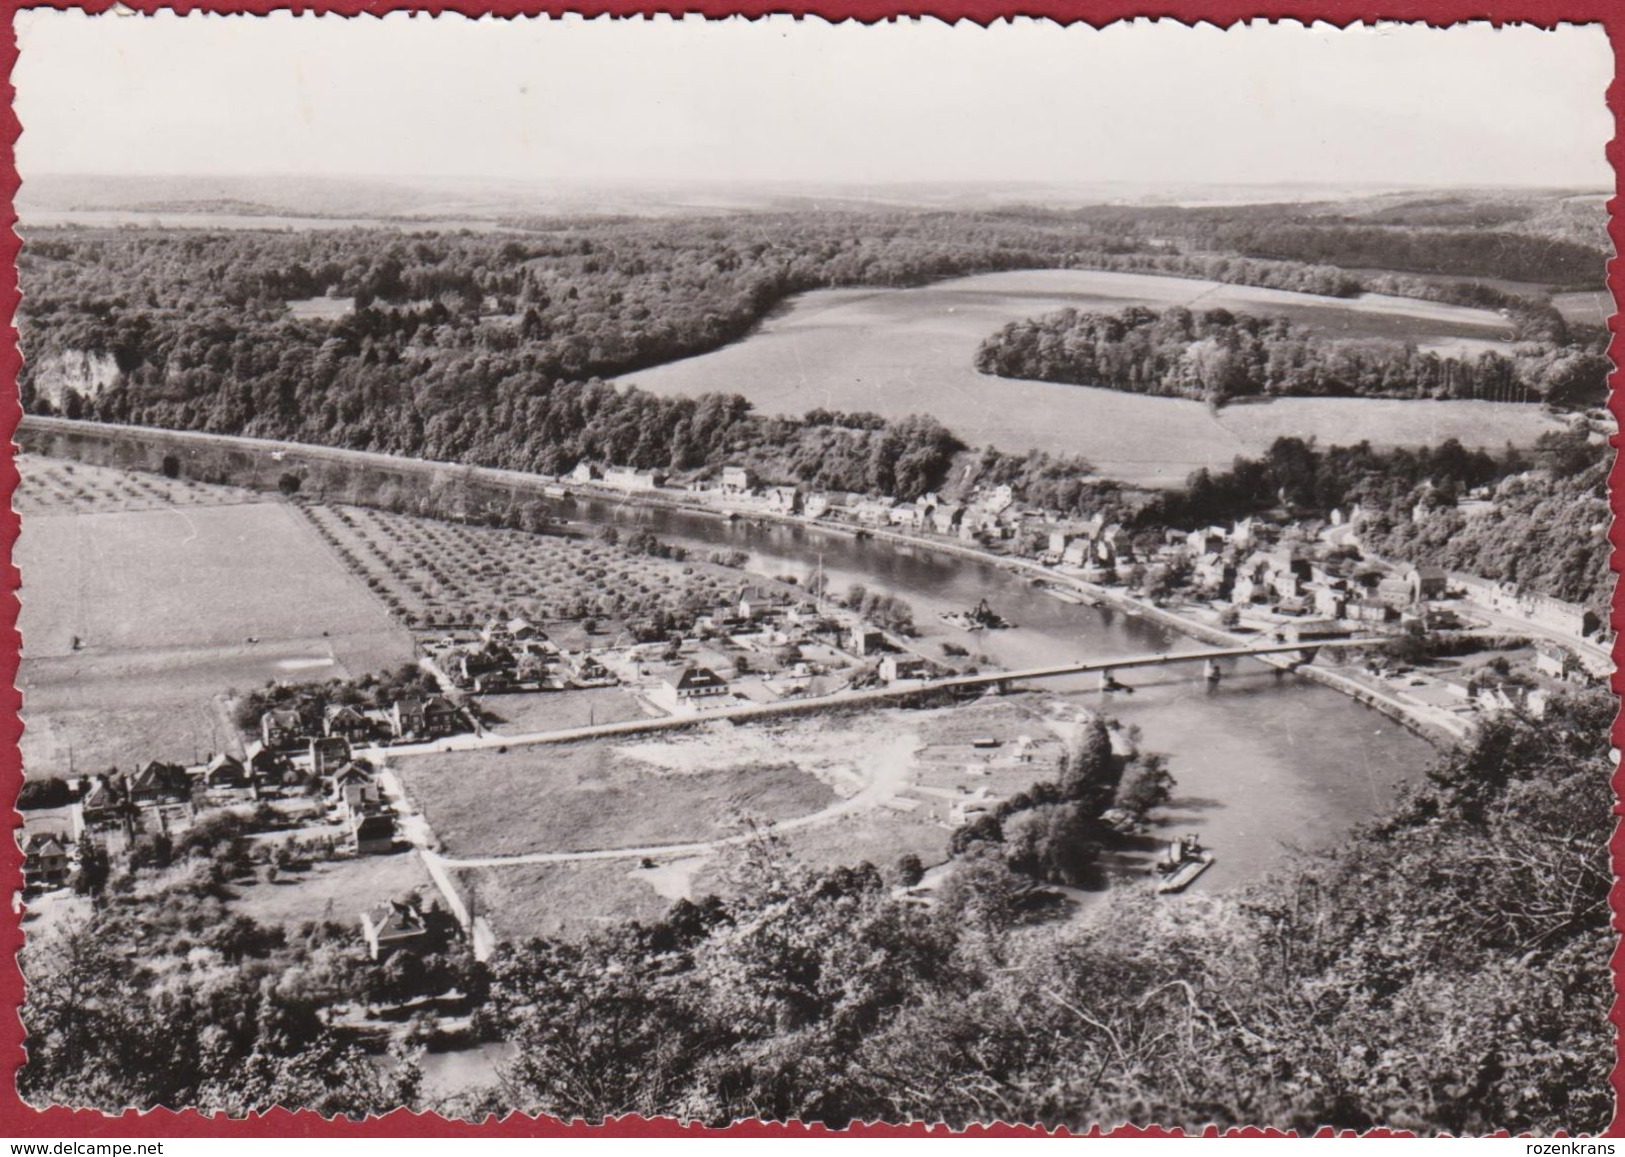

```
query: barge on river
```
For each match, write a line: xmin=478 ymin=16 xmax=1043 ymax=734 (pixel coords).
xmin=1153 ymin=834 xmax=1214 ymax=894
xmin=939 ymin=598 xmax=1013 ymax=631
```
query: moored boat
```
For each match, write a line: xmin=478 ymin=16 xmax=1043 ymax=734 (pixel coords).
xmin=938 ymin=598 xmax=1013 ymax=631
xmin=1153 ymin=833 xmax=1214 ymax=894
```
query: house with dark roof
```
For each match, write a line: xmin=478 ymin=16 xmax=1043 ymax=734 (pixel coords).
xmin=244 ymin=741 xmax=297 ymax=791
xmin=22 ymin=833 xmax=71 ymax=890
xmin=80 ymin=775 xmax=128 ymax=829
xmin=261 ymin=708 xmax=306 ymax=750
xmin=351 ymin=810 xmax=396 ymax=856
xmin=324 ymin=704 xmax=375 ymax=744
xmin=651 ymin=666 xmax=731 ymax=714
xmin=203 ymin=752 xmax=249 ymax=791
xmin=127 ymin=761 xmax=192 ymax=807
xmin=422 ymin=696 xmax=464 ymax=738
xmin=359 ymin=893 xmax=451 ymax=960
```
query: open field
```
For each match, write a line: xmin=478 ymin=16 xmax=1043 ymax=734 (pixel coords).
xmin=404 ymin=697 xmax=1060 ymax=862
xmin=619 ymin=268 xmax=1563 ymax=488
xmin=15 ymin=452 xmax=260 ymax=517
xmin=226 ymin=849 xmax=433 ymax=929
xmin=19 ymin=502 xmax=405 ymax=657
xmin=1551 ymin=288 xmax=1612 ymax=327
xmin=286 ymin=295 xmax=356 ymax=320
xmin=297 ymin=503 xmax=796 ymax=631
xmin=442 ymin=700 xmax=1069 ymax=941
xmin=397 ymin=732 xmax=839 ymax=859
xmin=18 ymin=477 xmax=413 ymax=776
xmin=479 ymin=688 xmax=651 ymax=734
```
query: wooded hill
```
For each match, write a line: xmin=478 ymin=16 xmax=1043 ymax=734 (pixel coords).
xmin=20 ymin=196 xmax=1604 ymax=484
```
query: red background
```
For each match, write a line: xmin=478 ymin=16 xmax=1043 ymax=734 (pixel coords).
xmin=0 ymin=0 xmax=1618 ymax=1138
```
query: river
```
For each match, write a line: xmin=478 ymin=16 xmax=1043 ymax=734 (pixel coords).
xmin=554 ymin=493 xmax=1436 ymax=892
xmin=17 ymin=414 xmax=1438 ymax=889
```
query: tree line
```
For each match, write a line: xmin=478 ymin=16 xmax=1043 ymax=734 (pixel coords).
xmin=974 ymin=305 xmax=1608 ymax=408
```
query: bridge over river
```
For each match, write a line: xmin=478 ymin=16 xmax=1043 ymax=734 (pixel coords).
xmin=375 ymin=637 xmax=1380 ymax=761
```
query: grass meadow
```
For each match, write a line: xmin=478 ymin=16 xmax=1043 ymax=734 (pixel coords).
xmin=395 ymin=737 xmax=838 ymax=859
xmin=618 ymin=268 xmax=1562 ymax=488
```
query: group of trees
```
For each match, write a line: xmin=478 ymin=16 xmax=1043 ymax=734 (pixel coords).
xmin=20 ymin=865 xmax=426 ymax=1116
xmin=1218 ymin=221 xmax=1606 ymax=287
xmin=25 ymin=203 xmax=1601 ymax=509
xmin=948 ymin=717 xmax=1173 ymax=890
xmin=975 ymin=305 xmax=1607 ymax=408
xmin=231 ymin=662 xmax=440 ymax=735
xmin=841 ymin=584 xmax=917 ymax=636
xmin=1358 ymin=438 xmax=1611 ymax=623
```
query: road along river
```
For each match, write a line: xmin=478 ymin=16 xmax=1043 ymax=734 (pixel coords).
xmin=554 ymin=493 xmax=1438 ymax=891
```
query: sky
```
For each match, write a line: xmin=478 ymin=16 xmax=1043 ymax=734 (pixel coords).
xmin=13 ymin=12 xmax=1615 ymax=190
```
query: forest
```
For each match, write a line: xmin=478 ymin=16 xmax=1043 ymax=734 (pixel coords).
xmin=21 ymin=688 xmax=1611 ymax=1131
xmin=973 ymin=305 xmax=1608 ymax=407
xmin=19 ymin=199 xmax=1604 ymax=496
xmin=1136 ymin=431 xmax=1612 ymax=619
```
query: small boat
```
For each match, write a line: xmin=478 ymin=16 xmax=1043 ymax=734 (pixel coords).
xmin=1036 ymin=582 xmax=1099 ymax=608
xmin=1153 ymin=834 xmax=1214 ymax=894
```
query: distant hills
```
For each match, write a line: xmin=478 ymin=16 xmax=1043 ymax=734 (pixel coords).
xmin=16 ymin=173 xmax=1611 ymax=239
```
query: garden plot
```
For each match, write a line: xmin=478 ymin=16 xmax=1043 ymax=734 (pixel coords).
xmin=296 ymin=503 xmax=793 ymax=632
xmin=15 ymin=452 xmax=259 ymax=517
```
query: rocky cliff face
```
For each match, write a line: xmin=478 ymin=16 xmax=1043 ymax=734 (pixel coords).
xmin=27 ymin=349 xmax=119 ymax=407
